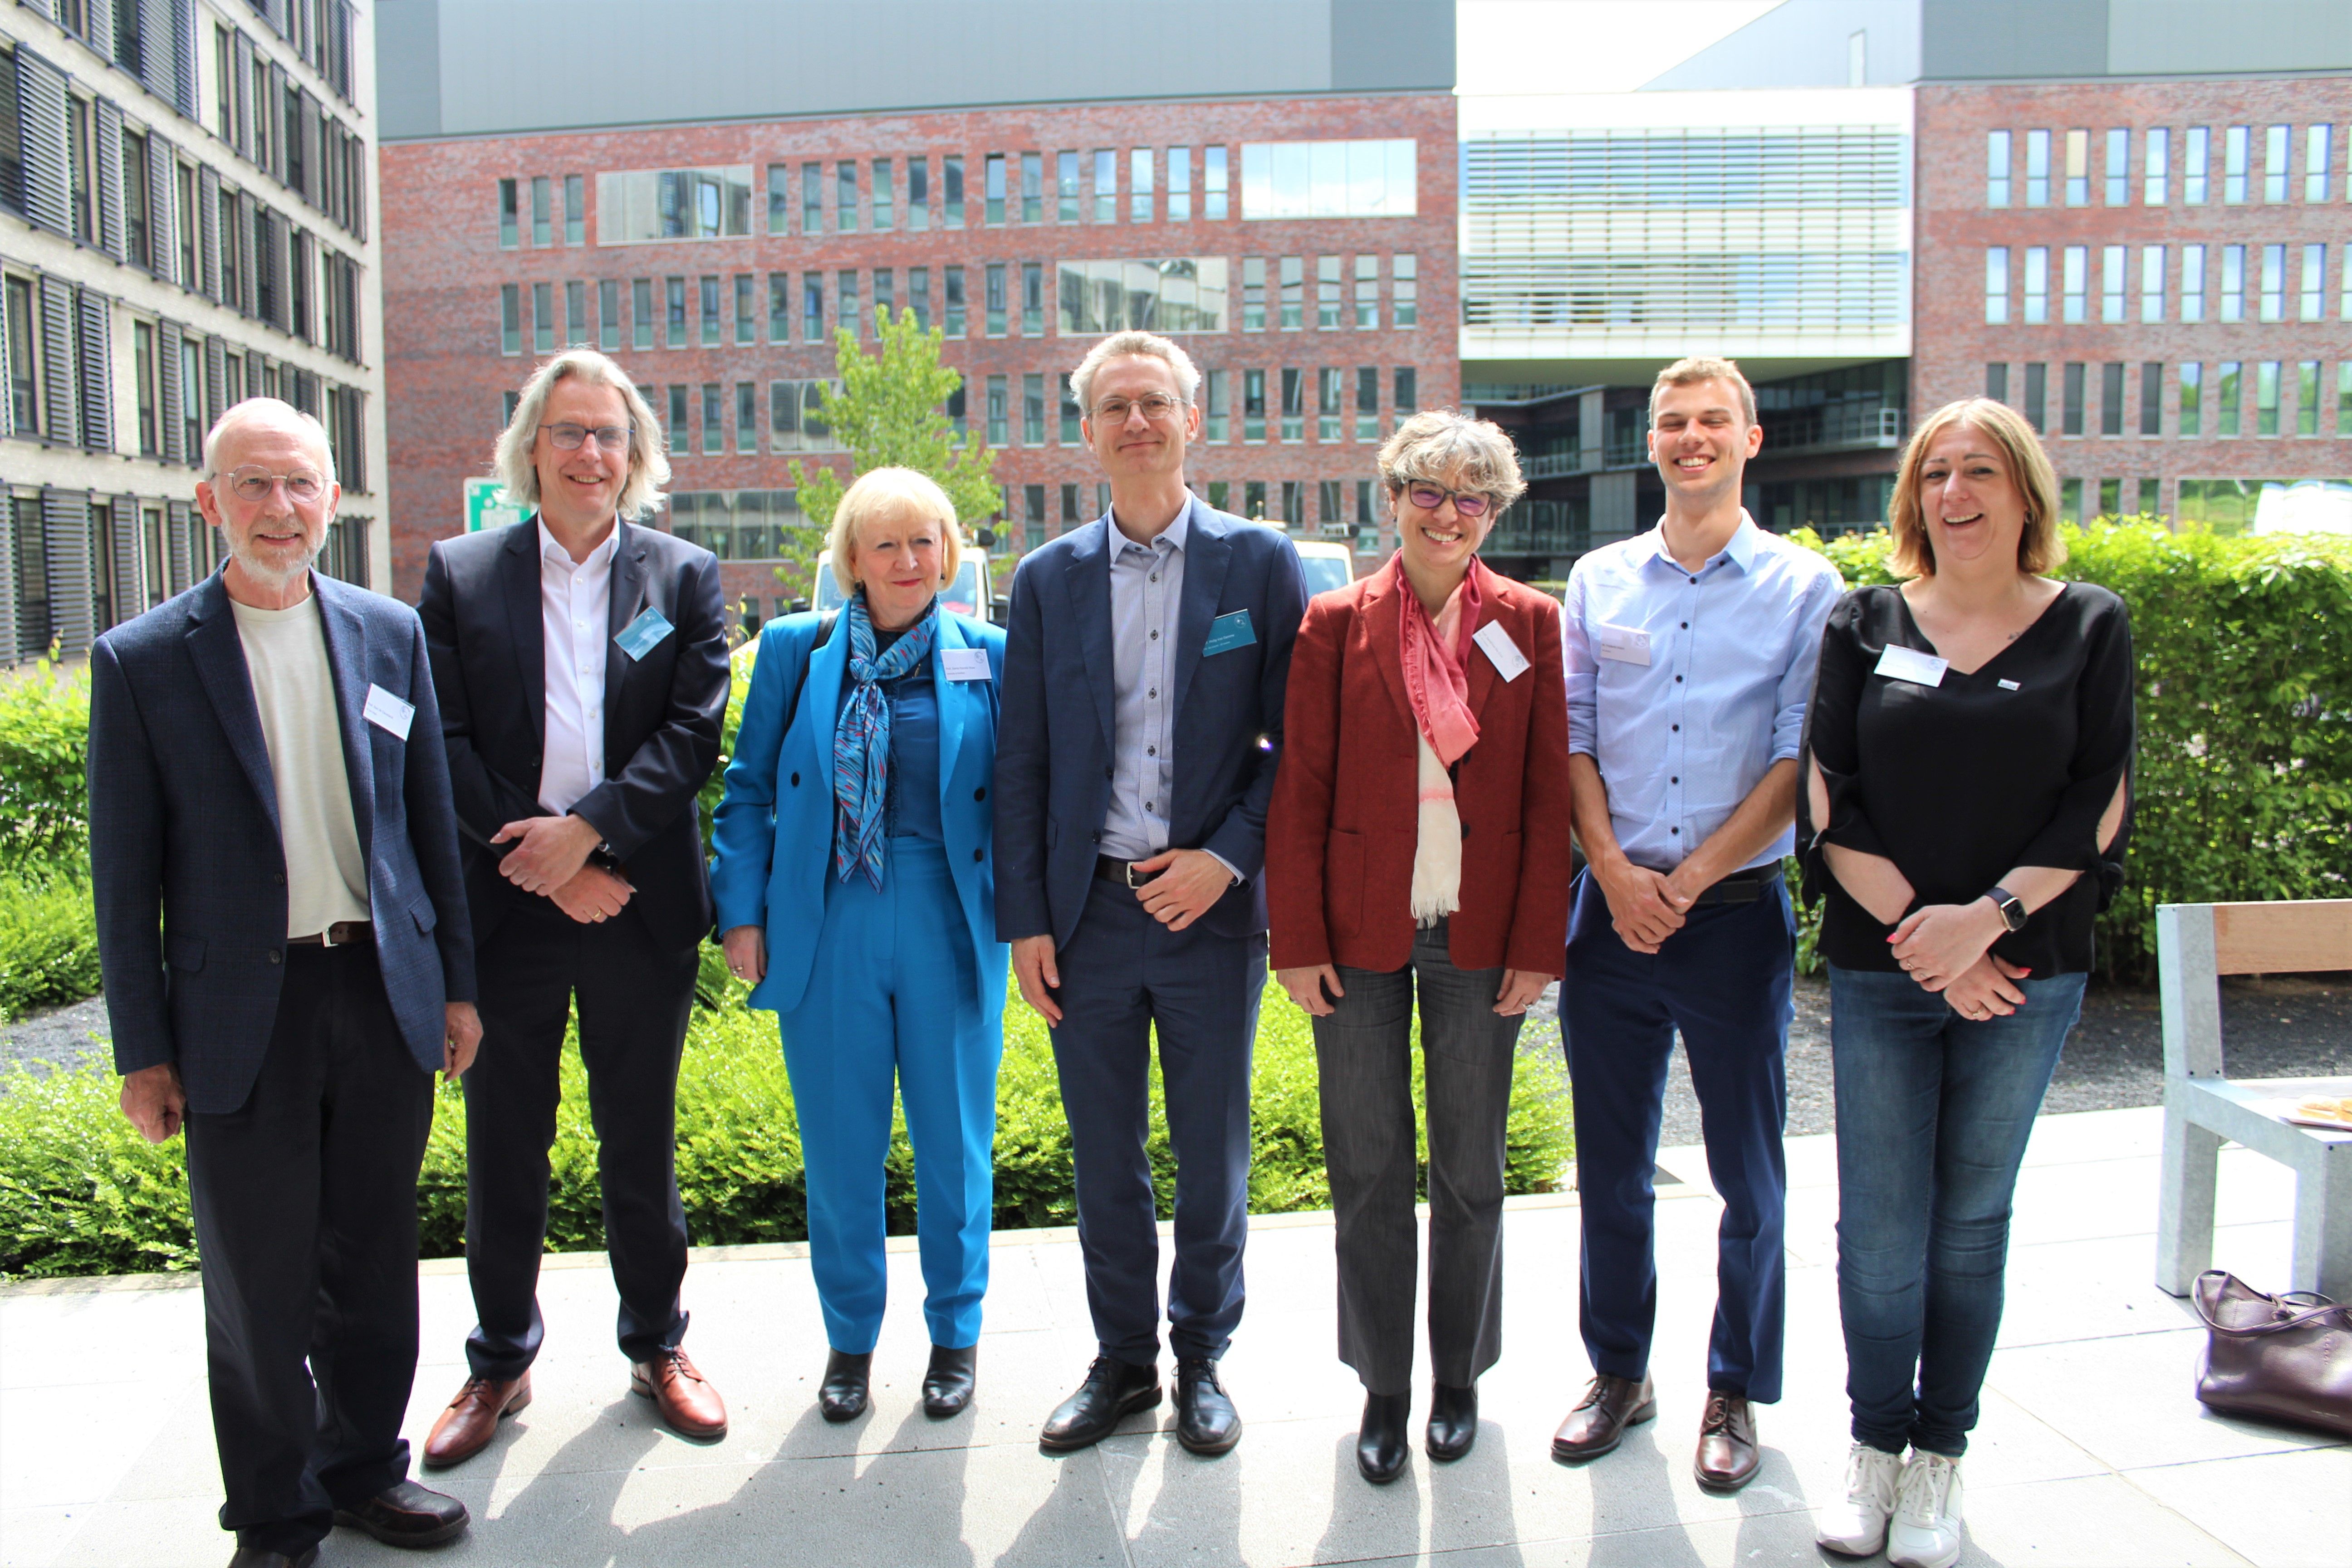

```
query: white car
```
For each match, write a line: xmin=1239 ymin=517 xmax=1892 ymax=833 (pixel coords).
xmin=812 ymin=549 xmax=992 ymax=622
xmin=1293 ymin=539 xmax=1356 ymax=598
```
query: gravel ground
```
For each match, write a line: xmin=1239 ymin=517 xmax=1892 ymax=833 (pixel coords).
xmin=0 ymin=995 xmax=111 ymax=1077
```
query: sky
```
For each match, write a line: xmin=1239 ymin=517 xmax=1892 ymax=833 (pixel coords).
xmin=1454 ymin=0 xmax=1787 ymax=96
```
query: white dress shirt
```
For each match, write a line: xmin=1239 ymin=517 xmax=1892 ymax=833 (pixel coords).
xmin=538 ymin=519 xmax=619 ymax=816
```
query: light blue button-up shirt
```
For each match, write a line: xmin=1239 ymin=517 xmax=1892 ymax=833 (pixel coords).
xmin=1562 ymin=513 xmax=1843 ymax=873
xmin=1100 ymin=505 xmax=1188 ymax=861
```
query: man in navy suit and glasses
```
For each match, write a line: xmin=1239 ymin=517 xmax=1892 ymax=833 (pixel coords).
xmin=90 ymin=399 xmax=482 ymax=1567
xmin=996 ymin=330 xmax=1308 ymax=1456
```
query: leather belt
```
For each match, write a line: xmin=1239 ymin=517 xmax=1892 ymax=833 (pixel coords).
xmin=1690 ymin=866 xmax=1784 ymax=907
xmin=1096 ymin=855 xmax=1155 ymax=888
xmin=288 ymin=921 xmax=374 ymax=947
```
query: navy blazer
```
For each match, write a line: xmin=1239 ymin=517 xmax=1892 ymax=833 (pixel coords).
xmin=88 ymin=571 xmax=478 ymax=1116
xmin=418 ymin=516 xmax=730 ymax=954
xmin=993 ymin=500 xmax=1308 ymax=949
xmin=709 ymin=608 xmax=1009 ymax=1018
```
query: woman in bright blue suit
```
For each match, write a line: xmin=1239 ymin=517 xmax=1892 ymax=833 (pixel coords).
xmin=710 ymin=467 xmax=1008 ymax=1423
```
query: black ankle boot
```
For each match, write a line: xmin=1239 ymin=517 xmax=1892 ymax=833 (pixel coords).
xmin=1357 ymin=1391 xmax=1411 ymax=1484
xmin=1426 ymin=1381 xmax=1478 ymax=1461
xmin=819 ymin=1349 xmax=872 ymax=1421
xmin=923 ymin=1343 xmax=978 ymax=1418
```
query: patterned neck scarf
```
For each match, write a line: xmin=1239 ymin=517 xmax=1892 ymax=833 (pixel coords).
xmin=832 ymin=591 xmax=939 ymax=889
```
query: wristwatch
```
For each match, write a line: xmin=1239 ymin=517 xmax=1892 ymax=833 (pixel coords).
xmin=1985 ymin=885 xmax=2029 ymax=933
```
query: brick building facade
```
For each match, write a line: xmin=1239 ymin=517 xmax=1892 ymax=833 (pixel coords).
xmin=379 ymin=93 xmax=1457 ymax=612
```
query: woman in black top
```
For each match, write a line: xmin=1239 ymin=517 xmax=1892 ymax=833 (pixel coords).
xmin=1799 ymin=398 xmax=2133 ymax=1568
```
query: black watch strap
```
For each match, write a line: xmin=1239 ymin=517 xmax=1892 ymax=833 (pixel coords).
xmin=1987 ymin=885 xmax=2029 ymax=933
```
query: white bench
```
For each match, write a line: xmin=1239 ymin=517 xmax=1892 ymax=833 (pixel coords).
xmin=2155 ymin=899 xmax=2352 ymax=1300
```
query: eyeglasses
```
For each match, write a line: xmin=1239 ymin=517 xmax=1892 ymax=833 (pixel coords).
xmin=220 ymin=466 xmax=327 ymax=503
xmin=539 ymin=422 xmax=634 ymax=452
xmin=1090 ymin=393 xmax=1186 ymax=424
xmin=1403 ymin=483 xmax=1491 ymax=519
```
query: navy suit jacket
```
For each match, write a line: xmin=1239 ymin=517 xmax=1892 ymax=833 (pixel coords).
xmin=993 ymin=500 xmax=1308 ymax=949
xmin=88 ymin=571 xmax=478 ymax=1117
xmin=417 ymin=516 xmax=730 ymax=954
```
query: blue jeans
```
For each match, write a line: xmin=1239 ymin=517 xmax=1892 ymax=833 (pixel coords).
xmin=1829 ymin=964 xmax=2087 ymax=1456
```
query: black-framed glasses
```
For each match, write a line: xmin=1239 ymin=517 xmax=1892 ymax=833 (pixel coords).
xmin=539 ymin=421 xmax=634 ymax=452
xmin=1403 ymin=483 xmax=1491 ymax=519
xmin=1090 ymin=393 xmax=1186 ymax=424
xmin=220 ymin=466 xmax=328 ymax=503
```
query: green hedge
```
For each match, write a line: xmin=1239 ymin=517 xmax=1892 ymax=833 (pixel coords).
xmin=0 ymin=661 xmax=91 ymax=872
xmin=2 ymin=978 xmax=1574 ymax=1280
xmin=0 ymin=862 xmax=104 ymax=1022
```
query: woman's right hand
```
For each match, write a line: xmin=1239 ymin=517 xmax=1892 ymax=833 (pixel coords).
xmin=1277 ymin=964 xmax=1344 ymax=1016
xmin=1943 ymin=954 xmax=2031 ymax=1020
xmin=721 ymin=925 xmax=767 ymax=986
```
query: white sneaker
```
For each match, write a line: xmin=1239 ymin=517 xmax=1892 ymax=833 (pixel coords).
xmin=1886 ymin=1450 xmax=1965 ymax=1568
xmin=1814 ymin=1441 xmax=1904 ymax=1555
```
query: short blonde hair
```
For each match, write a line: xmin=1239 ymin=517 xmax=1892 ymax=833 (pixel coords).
xmin=1377 ymin=409 xmax=1528 ymax=511
xmin=1650 ymin=356 xmax=1756 ymax=427
xmin=1068 ymin=330 xmax=1201 ymax=414
xmin=492 ymin=349 xmax=670 ymax=522
xmin=1889 ymin=398 xmax=2067 ymax=578
xmin=828 ymin=467 xmax=965 ymax=597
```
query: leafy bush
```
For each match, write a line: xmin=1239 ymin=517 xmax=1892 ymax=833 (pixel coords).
xmin=0 ymin=661 xmax=92 ymax=871
xmin=6 ymin=978 xmax=1575 ymax=1279
xmin=0 ymin=861 xmax=105 ymax=1022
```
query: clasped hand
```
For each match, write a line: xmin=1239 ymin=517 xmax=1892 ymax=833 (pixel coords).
xmin=1596 ymin=858 xmax=1697 ymax=955
xmin=492 ymin=813 xmax=603 ymax=896
xmin=1278 ymin=964 xmax=1547 ymax=1017
xmin=1886 ymin=900 xmax=2005 ymax=992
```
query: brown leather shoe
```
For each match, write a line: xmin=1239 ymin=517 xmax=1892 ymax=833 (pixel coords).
xmin=422 ymin=1372 xmax=531 ymax=1469
xmin=631 ymin=1348 xmax=728 ymax=1441
xmin=1693 ymin=1390 xmax=1760 ymax=1490
xmin=1550 ymin=1373 xmax=1656 ymax=1462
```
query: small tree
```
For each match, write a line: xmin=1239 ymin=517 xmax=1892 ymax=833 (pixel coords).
xmin=784 ymin=306 xmax=1001 ymax=596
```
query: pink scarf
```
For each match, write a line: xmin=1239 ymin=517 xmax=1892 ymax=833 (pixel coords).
xmin=1398 ymin=566 xmax=1481 ymax=767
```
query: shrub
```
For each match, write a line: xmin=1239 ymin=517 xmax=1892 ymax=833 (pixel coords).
xmin=0 ymin=661 xmax=92 ymax=871
xmin=0 ymin=861 xmax=105 ymax=1022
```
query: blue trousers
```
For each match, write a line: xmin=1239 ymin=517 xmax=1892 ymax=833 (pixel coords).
xmin=1049 ymin=884 xmax=1264 ymax=1364
xmin=775 ymin=837 xmax=1001 ymax=1353
xmin=1829 ymin=965 xmax=2085 ymax=1456
xmin=1560 ymin=872 xmax=1794 ymax=1402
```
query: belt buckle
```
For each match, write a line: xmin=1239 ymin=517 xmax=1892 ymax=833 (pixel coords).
xmin=1125 ymin=861 xmax=1149 ymax=889
xmin=319 ymin=923 xmax=338 ymax=949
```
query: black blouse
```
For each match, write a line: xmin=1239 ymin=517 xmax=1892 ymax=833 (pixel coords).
xmin=1798 ymin=582 xmax=2136 ymax=975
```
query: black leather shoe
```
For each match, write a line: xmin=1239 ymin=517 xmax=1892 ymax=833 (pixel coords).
xmin=1356 ymin=1391 xmax=1411 ymax=1484
xmin=226 ymin=1550 xmax=318 ymax=1567
xmin=1174 ymin=1357 xmax=1242 ymax=1456
xmin=331 ymin=1479 xmax=469 ymax=1547
xmin=1040 ymin=1356 xmax=1161 ymax=1452
xmin=923 ymin=1343 xmax=978 ymax=1418
xmin=1426 ymin=1381 xmax=1478 ymax=1462
xmin=819 ymin=1349 xmax=872 ymax=1422
xmin=1550 ymin=1373 xmax=1656 ymax=1463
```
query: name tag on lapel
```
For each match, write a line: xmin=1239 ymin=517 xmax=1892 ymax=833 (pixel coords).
xmin=614 ymin=605 xmax=674 ymax=660
xmin=1875 ymin=644 xmax=1949 ymax=687
xmin=363 ymin=683 xmax=415 ymax=740
xmin=1202 ymin=609 xmax=1255 ymax=657
xmin=941 ymin=647 xmax=992 ymax=681
xmin=1596 ymin=622 xmax=1651 ymax=666
xmin=1472 ymin=620 xmax=1530 ymax=681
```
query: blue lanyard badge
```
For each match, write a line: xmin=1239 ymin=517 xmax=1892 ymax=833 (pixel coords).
xmin=1202 ymin=608 xmax=1256 ymax=657
xmin=614 ymin=605 xmax=675 ymax=660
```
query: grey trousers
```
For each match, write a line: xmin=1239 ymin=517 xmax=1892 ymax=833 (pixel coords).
xmin=1312 ymin=919 xmax=1524 ymax=1394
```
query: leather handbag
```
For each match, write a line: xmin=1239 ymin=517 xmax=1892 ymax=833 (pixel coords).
xmin=2191 ymin=1269 xmax=2352 ymax=1438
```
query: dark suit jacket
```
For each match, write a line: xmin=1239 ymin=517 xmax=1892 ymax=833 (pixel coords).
xmin=417 ymin=516 xmax=730 ymax=954
xmin=994 ymin=499 xmax=1308 ymax=949
xmin=1265 ymin=554 xmax=1575 ymax=976
xmin=88 ymin=571 xmax=478 ymax=1116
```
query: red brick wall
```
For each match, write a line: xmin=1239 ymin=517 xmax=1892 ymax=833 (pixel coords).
xmin=380 ymin=94 xmax=1459 ymax=605
xmin=1915 ymin=80 xmax=2352 ymax=522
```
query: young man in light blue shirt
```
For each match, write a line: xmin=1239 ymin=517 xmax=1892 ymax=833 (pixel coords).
xmin=1549 ymin=357 xmax=1843 ymax=1492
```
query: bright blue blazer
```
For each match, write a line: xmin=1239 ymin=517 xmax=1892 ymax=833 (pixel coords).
xmin=710 ymin=608 xmax=1009 ymax=1019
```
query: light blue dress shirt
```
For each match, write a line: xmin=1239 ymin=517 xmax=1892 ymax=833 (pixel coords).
xmin=1100 ymin=505 xmax=1187 ymax=861
xmin=1562 ymin=514 xmax=1843 ymax=873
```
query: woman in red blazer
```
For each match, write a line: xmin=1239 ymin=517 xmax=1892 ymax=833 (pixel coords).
xmin=1267 ymin=410 xmax=1574 ymax=1486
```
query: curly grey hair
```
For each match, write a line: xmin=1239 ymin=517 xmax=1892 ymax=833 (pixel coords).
xmin=1376 ymin=409 xmax=1528 ymax=511
xmin=490 ymin=349 xmax=670 ymax=521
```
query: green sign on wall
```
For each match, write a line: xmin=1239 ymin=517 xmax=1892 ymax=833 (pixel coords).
xmin=465 ymin=478 xmax=526 ymax=534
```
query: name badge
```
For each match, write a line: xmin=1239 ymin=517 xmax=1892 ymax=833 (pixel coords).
xmin=1875 ymin=644 xmax=1949 ymax=687
xmin=1596 ymin=622 xmax=1651 ymax=666
xmin=1998 ymin=678 xmax=2021 ymax=691
xmin=941 ymin=647 xmax=992 ymax=682
xmin=1202 ymin=608 xmax=1256 ymax=657
xmin=1472 ymin=619 xmax=1530 ymax=682
xmin=614 ymin=605 xmax=674 ymax=661
xmin=363 ymin=683 xmax=415 ymax=740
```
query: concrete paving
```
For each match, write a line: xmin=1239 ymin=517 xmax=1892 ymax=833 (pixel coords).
xmin=4 ymin=1106 xmax=2345 ymax=1568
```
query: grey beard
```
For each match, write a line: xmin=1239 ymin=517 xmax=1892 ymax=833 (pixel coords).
xmin=230 ymin=536 xmax=320 ymax=589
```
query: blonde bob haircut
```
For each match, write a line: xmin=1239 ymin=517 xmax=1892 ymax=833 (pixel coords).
xmin=827 ymin=466 xmax=965 ymax=597
xmin=1377 ymin=409 xmax=1529 ymax=512
xmin=491 ymin=349 xmax=670 ymax=522
xmin=1888 ymin=397 xmax=2067 ymax=578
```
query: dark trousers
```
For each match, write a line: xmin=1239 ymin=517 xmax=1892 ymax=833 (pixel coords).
xmin=462 ymin=898 xmax=698 ymax=1378
xmin=1560 ymin=872 xmax=1794 ymax=1403
xmin=184 ymin=944 xmax=435 ymax=1558
xmin=1048 ymin=885 xmax=1264 ymax=1364
xmin=1313 ymin=918 xmax=1524 ymax=1395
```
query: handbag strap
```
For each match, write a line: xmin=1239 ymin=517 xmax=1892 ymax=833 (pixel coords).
xmin=2193 ymin=1271 xmax=2351 ymax=1336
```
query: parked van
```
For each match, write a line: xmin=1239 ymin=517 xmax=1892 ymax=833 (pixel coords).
xmin=811 ymin=549 xmax=993 ymax=622
xmin=1292 ymin=539 xmax=1356 ymax=599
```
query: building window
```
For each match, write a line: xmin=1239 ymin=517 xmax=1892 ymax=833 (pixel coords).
xmin=2217 ymin=361 xmax=2241 ymax=436
xmin=1243 ymin=369 xmax=1265 ymax=442
xmin=872 ymin=158 xmax=893 ymax=231
xmin=1092 ymin=148 xmax=1117 ymax=223
xmin=597 ymin=167 xmax=752 ymax=243
xmin=1021 ymin=261 xmax=1043 ymax=335
xmin=1022 ymin=151 xmax=1043 ymax=223
xmin=2024 ymin=246 xmax=2048 ymax=323
xmin=2179 ymin=361 xmax=2203 ymax=436
xmin=1280 ymin=368 xmax=1303 ymax=441
xmin=1129 ymin=148 xmax=1152 ymax=223
xmin=803 ymin=272 xmax=824 ymax=342
xmin=1168 ymin=147 xmax=1191 ymax=222
xmin=945 ymin=266 xmax=966 ymax=335
xmin=1316 ymin=256 xmax=1342 ymax=328
xmin=2024 ymin=129 xmax=2049 ymax=206
xmin=2102 ymin=245 xmax=2126 ymax=323
xmin=943 ymin=155 xmax=964 ymax=229
xmin=1061 ymin=483 xmax=1082 ymax=526
xmin=2224 ymin=125 xmax=2248 ymax=203
xmin=1023 ymin=373 xmax=1045 ymax=444
xmin=1394 ymin=366 xmax=1416 ymax=417
xmin=1204 ymin=368 xmax=1228 ymax=442
xmin=700 ymin=274 xmax=721 ymax=346
xmin=2259 ymin=244 xmax=2286 ymax=321
xmin=564 ymin=174 xmax=584 ymax=244
xmin=2060 ymin=478 xmax=2083 ymax=523
xmin=1055 ymin=151 xmax=1079 ymax=223
xmin=1354 ymin=255 xmax=1378 ymax=328
xmin=500 ymin=284 xmax=520 ymax=354
xmin=835 ymin=160 xmax=858 ymax=233
xmin=1392 ymin=255 xmax=1417 ymax=327
xmin=2023 ymin=362 xmax=2047 ymax=431
xmin=122 ymin=128 xmax=151 ymax=268
xmin=734 ymin=381 xmax=757 ymax=452
xmin=2305 ymin=125 xmax=2333 ymax=203
xmin=1319 ymin=480 xmax=1343 ymax=526
xmin=986 ymin=374 xmax=1007 ymax=444
xmin=2141 ymin=245 xmax=2167 ymax=323
xmin=1279 ymin=257 xmax=1303 ymax=329
xmin=909 ymin=267 xmax=931 ymax=333
xmin=2064 ymin=129 xmax=2088 ymax=206
xmin=701 ymin=383 xmax=722 ymax=453
xmin=908 ymin=157 xmax=929 ymax=231
xmin=984 ymin=153 xmax=1005 ymax=225
xmin=767 ymin=273 xmax=790 ymax=342
xmin=734 ymin=273 xmax=755 ymax=344
xmin=1205 ymin=146 xmax=1230 ymax=220
xmin=632 ymin=278 xmax=654 ymax=349
xmin=1318 ymin=366 xmax=1342 ymax=441
xmin=567 ymin=279 xmax=587 ymax=343
xmin=2101 ymin=362 xmax=2125 ymax=435
xmin=2182 ymin=244 xmax=2207 ymax=322
xmin=2220 ymin=244 xmax=2245 ymax=322
xmin=665 ymin=276 xmax=687 ymax=345
xmin=2062 ymin=245 xmax=2087 ymax=323
xmin=2296 ymin=360 xmax=2321 ymax=436
xmin=874 ymin=267 xmax=894 ymax=325
xmin=530 ymin=176 xmax=552 ymax=246
xmin=1241 ymin=140 xmax=1416 ymax=218
xmin=2298 ymin=244 xmax=2325 ymax=320
xmin=666 ymin=384 xmax=687 ymax=453
xmin=2061 ymin=361 xmax=2085 ymax=435
xmin=838 ymin=270 xmax=860 ymax=339
xmin=499 ymin=178 xmax=518 ymax=247
xmin=2263 ymin=124 xmax=2289 ymax=203
xmin=1023 ymin=485 xmax=1046 ymax=549
xmin=1242 ymin=259 xmax=1266 ymax=330
xmin=984 ymin=263 xmax=1006 ymax=336
xmin=2185 ymin=127 xmax=2210 ymax=204
xmin=2141 ymin=362 xmax=2163 ymax=435
xmin=1281 ymin=481 xmax=1304 ymax=526
xmin=801 ymin=161 xmax=822 ymax=234
xmin=1986 ymin=130 xmax=2011 ymax=207
xmin=1060 ymin=375 xmax=1081 ymax=442
xmin=2104 ymin=128 xmax=2128 ymax=206
xmin=2254 ymin=361 xmax=2280 ymax=435
xmin=766 ymin=164 xmax=788 ymax=233
xmin=1985 ymin=363 xmax=2009 ymax=403
xmin=2144 ymin=128 xmax=2170 ymax=205
xmin=600 ymin=279 xmax=620 ymax=350
xmin=1985 ymin=247 xmax=2009 ymax=323
xmin=2340 ymin=363 xmax=2352 ymax=429
xmin=1244 ymin=480 xmax=1266 ymax=518
xmin=134 ymin=320 xmax=157 ymax=454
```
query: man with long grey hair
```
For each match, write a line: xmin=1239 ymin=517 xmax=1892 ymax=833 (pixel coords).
xmin=415 ymin=349 xmax=733 ymax=1466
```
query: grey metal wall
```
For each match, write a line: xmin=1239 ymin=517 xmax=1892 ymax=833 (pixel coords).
xmin=1920 ymin=0 xmax=2352 ymax=79
xmin=379 ymin=0 xmax=1456 ymax=140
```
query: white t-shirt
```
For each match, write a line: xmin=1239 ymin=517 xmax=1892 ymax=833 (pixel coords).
xmin=231 ymin=593 xmax=371 ymax=938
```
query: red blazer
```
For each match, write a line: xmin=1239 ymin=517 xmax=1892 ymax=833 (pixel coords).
xmin=1267 ymin=555 xmax=1573 ymax=976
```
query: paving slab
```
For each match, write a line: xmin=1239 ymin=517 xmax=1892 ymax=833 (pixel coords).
xmin=3 ymin=1106 xmax=2339 ymax=1568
